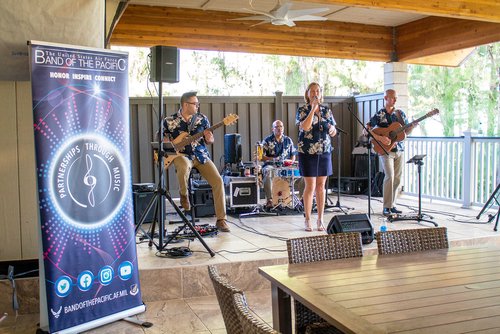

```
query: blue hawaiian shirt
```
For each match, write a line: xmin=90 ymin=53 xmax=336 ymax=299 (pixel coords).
xmin=296 ymin=104 xmax=336 ymax=155
xmin=261 ymin=134 xmax=296 ymax=166
xmin=367 ymin=108 xmax=409 ymax=152
xmin=163 ymin=111 xmax=211 ymax=164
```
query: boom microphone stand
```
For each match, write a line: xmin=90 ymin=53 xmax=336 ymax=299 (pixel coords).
xmin=350 ymin=105 xmax=389 ymax=219
xmin=325 ymin=126 xmax=353 ymax=213
xmin=134 ymin=80 xmax=215 ymax=257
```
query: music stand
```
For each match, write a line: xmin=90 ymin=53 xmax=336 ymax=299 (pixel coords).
xmin=134 ymin=80 xmax=215 ymax=257
xmin=325 ymin=126 xmax=353 ymax=214
xmin=389 ymin=154 xmax=438 ymax=226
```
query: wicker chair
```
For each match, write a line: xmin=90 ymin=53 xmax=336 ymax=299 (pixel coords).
xmin=286 ymin=233 xmax=363 ymax=334
xmin=207 ymin=265 xmax=244 ymax=334
xmin=376 ymin=227 xmax=449 ymax=255
xmin=233 ymin=292 xmax=280 ymax=334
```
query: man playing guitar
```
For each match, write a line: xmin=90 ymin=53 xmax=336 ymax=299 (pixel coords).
xmin=163 ymin=91 xmax=230 ymax=232
xmin=363 ymin=89 xmax=418 ymax=217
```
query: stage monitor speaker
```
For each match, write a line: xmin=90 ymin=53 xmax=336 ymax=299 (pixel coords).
xmin=224 ymin=133 xmax=242 ymax=164
xmin=149 ymin=46 xmax=180 ymax=83
xmin=327 ymin=214 xmax=374 ymax=244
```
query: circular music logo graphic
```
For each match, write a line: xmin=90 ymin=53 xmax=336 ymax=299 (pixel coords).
xmin=49 ymin=134 xmax=128 ymax=229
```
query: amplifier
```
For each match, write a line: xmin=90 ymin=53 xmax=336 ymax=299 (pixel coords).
xmin=226 ymin=177 xmax=259 ymax=208
xmin=327 ymin=214 xmax=374 ymax=244
xmin=132 ymin=191 xmax=155 ymax=224
xmin=191 ymin=187 xmax=215 ymax=217
xmin=330 ymin=177 xmax=368 ymax=195
xmin=132 ymin=183 xmax=156 ymax=193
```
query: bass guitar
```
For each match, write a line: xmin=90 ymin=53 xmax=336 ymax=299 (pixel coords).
xmin=370 ymin=108 xmax=439 ymax=155
xmin=157 ymin=113 xmax=239 ymax=169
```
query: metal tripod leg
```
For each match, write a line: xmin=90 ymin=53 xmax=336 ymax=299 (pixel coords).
xmin=389 ymin=214 xmax=438 ymax=227
xmin=135 ymin=189 xmax=163 ymax=250
xmin=163 ymin=190 xmax=216 ymax=257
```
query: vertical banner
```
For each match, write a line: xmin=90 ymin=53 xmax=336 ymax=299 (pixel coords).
xmin=29 ymin=41 xmax=145 ymax=333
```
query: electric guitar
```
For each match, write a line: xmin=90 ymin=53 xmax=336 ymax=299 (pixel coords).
xmin=157 ymin=114 xmax=239 ymax=169
xmin=370 ymin=108 xmax=439 ymax=155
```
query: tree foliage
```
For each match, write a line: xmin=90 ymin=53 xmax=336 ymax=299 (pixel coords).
xmin=408 ymin=43 xmax=499 ymax=137
xmin=117 ymin=43 xmax=499 ymax=137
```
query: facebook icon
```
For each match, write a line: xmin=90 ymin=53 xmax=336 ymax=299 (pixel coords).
xmin=77 ymin=270 xmax=95 ymax=292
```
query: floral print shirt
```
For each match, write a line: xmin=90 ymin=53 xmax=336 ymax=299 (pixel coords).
xmin=296 ymin=104 xmax=336 ymax=155
xmin=163 ymin=111 xmax=211 ymax=164
xmin=261 ymin=133 xmax=296 ymax=166
xmin=367 ymin=108 xmax=409 ymax=152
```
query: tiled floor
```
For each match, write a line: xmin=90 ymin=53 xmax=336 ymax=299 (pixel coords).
xmin=1 ymin=193 xmax=499 ymax=333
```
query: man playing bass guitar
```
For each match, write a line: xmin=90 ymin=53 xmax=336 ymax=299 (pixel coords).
xmin=163 ymin=91 xmax=230 ymax=232
xmin=364 ymin=89 xmax=418 ymax=217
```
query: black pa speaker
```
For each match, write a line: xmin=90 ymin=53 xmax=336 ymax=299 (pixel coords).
xmin=150 ymin=46 xmax=180 ymax=83
xmin=224 ymin=133 xmax=242 ymax=164
xmin=327 ymin=214 xmax=374 ymax=244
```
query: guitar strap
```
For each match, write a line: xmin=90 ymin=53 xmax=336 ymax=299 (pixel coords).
xmin=395 ymin=109 xmax=405 ymax=126
xmin=188 ymin=112 xmax=202 ymax=134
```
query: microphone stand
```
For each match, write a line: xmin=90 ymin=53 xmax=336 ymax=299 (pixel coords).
xmin=349 ymin=104 xmax=389 ymax=219
xmin=325 ymin=126 xmax=353 ymax=213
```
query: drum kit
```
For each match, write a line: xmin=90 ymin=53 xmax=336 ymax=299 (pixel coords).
xmin=255 ymin=143 xmax=303 ymax=212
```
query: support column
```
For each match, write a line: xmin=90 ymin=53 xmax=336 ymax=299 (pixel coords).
xmin=384 ymin=62 xmax=408 ymax=112
xmin=274 ymin=90 xmax=283 ymax=122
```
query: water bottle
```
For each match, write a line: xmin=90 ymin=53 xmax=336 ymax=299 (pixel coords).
xmin=380 ymin=219 xmax=387 ymax=232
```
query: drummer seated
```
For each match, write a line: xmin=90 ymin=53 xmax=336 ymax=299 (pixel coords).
xmin=261 ymin=120 xmax=300 ymax=207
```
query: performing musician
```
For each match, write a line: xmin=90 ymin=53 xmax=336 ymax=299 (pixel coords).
xmin=363 ymin=89 xmax=417 ymax=217
xmin=296 ymin=82 xmax=337 ymax=232
xmin=261 ymin=120 xmax=303 ymax=208
xmin=163 ymin=91 xmax=230 ymax=232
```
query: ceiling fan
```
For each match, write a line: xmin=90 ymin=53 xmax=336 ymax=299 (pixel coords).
xmin=231 ymin=0 xmax=329 ymax=27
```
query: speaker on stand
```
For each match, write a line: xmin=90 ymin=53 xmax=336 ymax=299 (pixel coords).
xmin=149 ymin=46 xmax=180 ymax=83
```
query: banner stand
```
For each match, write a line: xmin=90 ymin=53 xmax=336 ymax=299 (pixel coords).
xmin=30 ymin=40 xmax=147 ymax=333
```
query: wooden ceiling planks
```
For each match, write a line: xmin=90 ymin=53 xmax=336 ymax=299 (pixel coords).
xmin=111 ymin=5 xmax=393 ymax=61
xmin=396 ymin=17 xmax=500 ymax=61
xmin=303 ymin=0 xmax=500 ymax=23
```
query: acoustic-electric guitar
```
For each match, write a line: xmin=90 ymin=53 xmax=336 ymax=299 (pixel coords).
xmin=157 ymin=113 xmax=239 ymax=168
xmin=370 ymin=108 xmax=439 ymax=155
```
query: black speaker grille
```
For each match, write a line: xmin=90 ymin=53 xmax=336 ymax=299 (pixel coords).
xmin=327 ymin=214 xmax=374 ymax=244
xmin=150 ymin=46 xmax=179 ymax=83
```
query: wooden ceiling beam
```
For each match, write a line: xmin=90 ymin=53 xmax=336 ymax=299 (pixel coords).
xmin=396 ymin=17 xmax=500 ymax=62
xmin=305 ymin=0 xmax=500 ymax=23
xmin=111 ymin=5 xmax=393 ymax=61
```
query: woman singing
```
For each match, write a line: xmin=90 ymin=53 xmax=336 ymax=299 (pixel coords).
xmin=296 ymin=82 xmax=337 ymax=231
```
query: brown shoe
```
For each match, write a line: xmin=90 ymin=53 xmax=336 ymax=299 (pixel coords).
xmin=216 ymin=219 xmax=230 ymax=232
xmin=180 ymin=194 xmax=190 ymax=211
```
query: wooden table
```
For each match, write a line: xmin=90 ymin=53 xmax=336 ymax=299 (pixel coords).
xmin=259 ymin=247 xmax=500 ymax=334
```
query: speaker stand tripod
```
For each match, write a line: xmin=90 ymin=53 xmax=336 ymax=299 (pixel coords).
xmin=134 ymin=80 xmax=215 ymax=257
xmin=388 ymin=154 xmax=438 ymax=227
xmin=476 ymin=183 xmax=500 ymax=231
xmin=325 ymin=126 xmax=353 ymax=214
